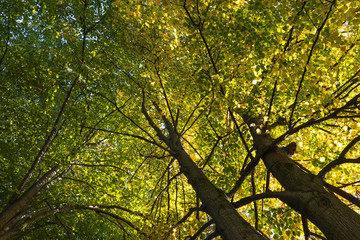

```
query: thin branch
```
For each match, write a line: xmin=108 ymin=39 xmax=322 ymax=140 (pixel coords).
xmin=80 ymin=94 xmax=133 ymax=143
xmin=318 ymin=135 xmax=360 ymax=178
xmin=187 ymin=220 xmax=215 ymax=240
xmin=181 ymin=93 xmax=208 ymax=134
xmin=182 ymin=137 xmax=205 ymax=164
xmin=310 ymin=232 xmax=327 ymax=240
xmin=90 ymin=90 xmax=155 ymax=142
xmin=82 ymin=126 xmax=168 ymax=152
xmin=129 ymin=153 xmax=150 ymax=182
xmin=233 ymin=191 xmax=290 ymax=208
xmin=155 ymin=68 xmax=176 ymax=130
xmin=283 ymin=27 xmax=294 ymax=53
xmin=333 ymin=69 xmax=360 ymax=98
xmin=301 ymin=215 xmax=311 ymax=240
xmin=165 ymin=207 xmax=199 ymax=239
xmin=265 ymin=170 xmax=271 ymax=192
xmin=201 ymin=137 xmax=221 ymax=169
xmin=333 ymin=43 xmax=355 ymax=68
xmin=326 ymin=115 xmax=360 ymax=119
xmin=276 ymin=93 xmax=360 ymax=145
xmin=288 ymin=0 xmax=336 ymax=127
xmin=183 ymin=109 xmax=207 ymax=136
xmin=45 ymin=201 xmax=70 ymax=237
xmin=339 ymin=82 xmax=360 ymax=100
xmin=94 ymin=209 xmax=149 ymax=238
xmin=251 ymin=170 xmax=259 ymax=229
xmin=264 ymin=79 xmax=278 ymax=130
xmin=227 ymin=150 xmax=258 ymax=199
xmin=323 ymin=181 xmax=360 ymax=208
xmin=204 ymin=231 xmax=220 ymax=240
xmin=63 ymin=177 xmax=115 ymax=198
xmin=139 ymin=153 xmax=171 ymax=159
xmin=155 ymin=169 xmax=181 ymax=202
xmin=183 ymin=0 xmax=201 ymax=27
xmin=84 ymin=10 xmax=109 ymax=34
xmin=10 ymin=77 xmax=78 ymax=204
xmin=150 ymin=160 xmax=178 ymax=214
xmin=184 ymin=0 xmax=218 ymax=75
xmin=228 ymin=108 xmax=253 ymax=157
xmin=336 ymin=180 xmax=360 ymax=188
xmin=0 ymin=27 xmax=10 ymax=68
xmin=17 ymin=221 xmax=59 ymax=239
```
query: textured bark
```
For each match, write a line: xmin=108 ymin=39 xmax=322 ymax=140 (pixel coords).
xmin=170 ymin=141 xmax=265 ymax=240
xmin=247 ymin=118 xmax=360 ymax=240
xmin=263 ymin=150 xmax=360 ymax=239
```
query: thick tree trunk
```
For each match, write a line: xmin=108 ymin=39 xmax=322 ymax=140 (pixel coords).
xmin=264 ymin=150 xmax=360 ymax=239
xmin=142 ymin=101 xmax=265 ymax=239
xmin=171 ymin=141 xmax=265 ymax=240
xmin=247 ymin=117 xmax=360 ymax=239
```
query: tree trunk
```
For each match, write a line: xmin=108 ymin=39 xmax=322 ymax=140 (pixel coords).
xmin=247 ymin=117 xmax=360 ymax=240
xmin=141 ymin=100 xmax=266 ymax=239
xmin=170 ymin=141 xmax=265 ymax=240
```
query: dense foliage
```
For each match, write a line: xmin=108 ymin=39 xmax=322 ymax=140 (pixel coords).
xmin=1 ymin=0 xmax=359 ymax=239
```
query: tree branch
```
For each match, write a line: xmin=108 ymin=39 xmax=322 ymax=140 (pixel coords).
xmin=323 ymin=181 xmax=360 ymax=208
xmin=10 ymin=77 xmax=78 ymax=204
xmin=301 ymin=215 xmax=311 ymax=240
xmin=264 ymin=79 xmax=278 ymax=130
xmin=155 ymin=68 xmax=176 ymax=131
xmin=318 ymin=135 xmax=360 ymax=178
xmin=0 ymin=27 xmax=10 ymax=68
xmin=288 ymin=0 xmax=336 ymax=127
xmin=187 ymin=220 xmax=215 ymax=240
xmin=233 ymin=191 xmax=290 ymax=208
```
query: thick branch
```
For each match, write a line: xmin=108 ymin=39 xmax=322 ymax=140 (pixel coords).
xmin=0 ymin=166 xmax=62 ymax=232
xmin=141 ymin=91 xmax=169 ymax=144
xmin=0 ymin=204 xmax=147 ymax=240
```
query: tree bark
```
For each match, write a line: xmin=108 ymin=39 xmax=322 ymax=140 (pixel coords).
xmin=0 ymin=166 xmax=61 ymax=239
xmin=170 ymin=140 xmax=265 ymax=240
xmin=247 ymin=117 xmax=360 ymax=240
xmin=141 ymin=98 xmax=266 ymax=239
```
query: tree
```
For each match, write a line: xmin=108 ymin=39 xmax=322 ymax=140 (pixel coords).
xmin=1 ymin=0 xmax=360 ymax=239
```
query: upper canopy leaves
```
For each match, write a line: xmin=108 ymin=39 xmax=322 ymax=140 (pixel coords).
xmin=0 ymin=0 xmax=359 ymax=239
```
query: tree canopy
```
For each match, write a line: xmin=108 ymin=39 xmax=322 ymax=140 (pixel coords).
xmin=1 ymin=0 xmax=360 ymax=239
